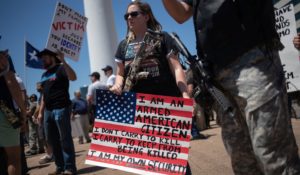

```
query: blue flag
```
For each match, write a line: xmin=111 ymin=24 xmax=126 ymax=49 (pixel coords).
xmin=25 ymin=41 xmax=43 ymax=69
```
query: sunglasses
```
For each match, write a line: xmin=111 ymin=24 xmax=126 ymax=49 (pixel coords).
xmin=124 ymin=11 xmax=143 ymax=20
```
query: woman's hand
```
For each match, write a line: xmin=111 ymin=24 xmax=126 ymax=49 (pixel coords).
xmin=110 ymin=84 xmax=123 ymax=95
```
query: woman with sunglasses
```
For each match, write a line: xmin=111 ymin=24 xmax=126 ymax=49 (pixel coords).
xmin=111 ymin=1 xmax=189 ymax=98
xmin=110 ymin=1 xmax=191 ymax=174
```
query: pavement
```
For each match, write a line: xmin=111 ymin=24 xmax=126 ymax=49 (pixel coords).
xmin=25 ymin=119 xmax=300 ymax=175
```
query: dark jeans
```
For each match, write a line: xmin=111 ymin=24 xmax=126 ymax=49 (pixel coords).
xmin=44 ymin=106 xmax=76 ymax=173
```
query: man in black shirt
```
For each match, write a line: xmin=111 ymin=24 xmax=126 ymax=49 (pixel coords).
xmin=37 ymin=49 xmax=77 ymax=175
xmin=163 ymin=0 xmax=300 ymax=174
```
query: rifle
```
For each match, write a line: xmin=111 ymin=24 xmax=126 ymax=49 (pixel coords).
xmin=170 ymin=32 xmax=235 ymax=118
xmin=123 ymin=30 xmax=162 ymax=92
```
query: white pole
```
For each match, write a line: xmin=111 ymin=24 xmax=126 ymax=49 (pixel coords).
xmin=83 ymin=0 xmax=118 ymax=82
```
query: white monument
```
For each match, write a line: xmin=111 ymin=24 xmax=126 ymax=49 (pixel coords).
xmin=83 ymin=0 xmax=118 ymax=79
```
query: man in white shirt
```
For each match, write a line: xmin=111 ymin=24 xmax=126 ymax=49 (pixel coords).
xmin=86 ymin=72 xmax=107 ymax=124
xmin=101 ymin=65 xmax=116 ymax=88
xmin=87 ymin=72 xmax=107 ymax=105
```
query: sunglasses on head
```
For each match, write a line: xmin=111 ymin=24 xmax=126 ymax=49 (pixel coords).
xmin=124 ymin=11 xmax=143 ymax=20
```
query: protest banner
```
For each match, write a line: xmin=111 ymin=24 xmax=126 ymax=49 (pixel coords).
xmin=46 ymin=2 xmax=87 ymax=61
xmin=275 ymin=4 xmax=300 ymax=92
xmin=85 ymin=90 xmax=193 ymax=175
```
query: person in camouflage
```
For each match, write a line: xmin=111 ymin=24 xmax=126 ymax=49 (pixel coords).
xmin=214 ymin=48 xmax=300 ymax=175
xmin=163 ymin=0 xmax=300 ymax=174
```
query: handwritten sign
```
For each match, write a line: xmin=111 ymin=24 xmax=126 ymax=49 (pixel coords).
xmin=275 ymin=4 xmax=300 ymax=92
xmin=46 ymin=2 xmax=88 ymax=61
xmin=85 ymin=90 xmax=193 ymax=175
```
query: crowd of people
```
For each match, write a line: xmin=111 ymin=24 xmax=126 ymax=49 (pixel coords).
xmin=1 ymin=0 xmax=300 ymax=175
xmin=0 ymin=48 xmax=121 ymax=175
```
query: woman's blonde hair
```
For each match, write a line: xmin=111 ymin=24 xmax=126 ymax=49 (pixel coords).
xmin=125 ymin=1 xmax=162 ymax=43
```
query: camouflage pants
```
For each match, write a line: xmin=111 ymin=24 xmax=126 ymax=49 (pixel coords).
xmin=214 ymin=47 xmax=300 ymax=175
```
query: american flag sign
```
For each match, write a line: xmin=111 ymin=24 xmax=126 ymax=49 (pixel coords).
xmin=85 ymin=90 xmax=193 ymax=175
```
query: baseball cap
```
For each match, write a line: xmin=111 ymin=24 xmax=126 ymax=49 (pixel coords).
xmin=89 ymin=72 xmax=100 ymax=79
xmin=30 ymin=94 xmax=37 ymax=100
xmin=101 ymin=65 xmax=113 ymax=72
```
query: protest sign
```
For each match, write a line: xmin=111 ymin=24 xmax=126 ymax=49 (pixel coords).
xmin=85 ymin=90 xmax=193 ymax=175
xmin=275 ymin=4 xmax=300 ymax=92
xmin=46 ymin=2 xmax=87 ymax=61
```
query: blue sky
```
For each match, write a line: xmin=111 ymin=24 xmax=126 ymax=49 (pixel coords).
xmin=0 ymin=0 xmax=195 ymax=98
